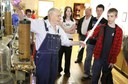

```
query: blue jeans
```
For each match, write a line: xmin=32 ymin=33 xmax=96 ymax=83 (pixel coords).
xmin=84 ymin=44 xmax=95 ymax=75
xmin=92 ymin=58 xmax=112 ymax=84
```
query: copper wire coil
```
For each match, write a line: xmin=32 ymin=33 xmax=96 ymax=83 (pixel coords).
xmin=18 ymin=23 xmax=30 ymax=61
xmin=4 ymin=12 xmax=13 ymax=35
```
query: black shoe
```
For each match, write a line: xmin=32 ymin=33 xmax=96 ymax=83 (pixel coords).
xmin=75 ymin=60 xmax=82 ymax=63
xmin=64 ymin=73 xmax=70 ymax=77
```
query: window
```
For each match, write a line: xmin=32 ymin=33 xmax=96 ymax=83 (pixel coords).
xmin=38 ymin=1 xmax=54 ymax=17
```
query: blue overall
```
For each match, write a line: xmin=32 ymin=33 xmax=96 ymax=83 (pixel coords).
xmin=35 ymin=22 xmax=61 ymax=84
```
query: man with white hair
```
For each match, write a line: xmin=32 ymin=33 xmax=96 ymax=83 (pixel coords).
xmin=16 ymin=7 xmax=84 ymax=84
xmin=75 ymin=7 xmax=94 ymax=63
xmin=33 ymin=8 xmax=85 ymax=84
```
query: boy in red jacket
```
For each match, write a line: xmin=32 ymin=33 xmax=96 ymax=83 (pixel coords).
xmin=91 ymin=8 xmax=123 ymax=84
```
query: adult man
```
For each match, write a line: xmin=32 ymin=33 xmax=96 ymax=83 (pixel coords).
xmin=82 ymin=4 xmax=107 ymax=79
xmin=75 ymin=7 xmax=93 ymax=63
xmin=16 ymin=7 xmax=84 ymax=84
xmin=25 ymin=9 xmax=32 ymax=18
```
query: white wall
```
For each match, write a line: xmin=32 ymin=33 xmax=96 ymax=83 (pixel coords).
xmin=90 ymin=0 xmax=128 ymax=35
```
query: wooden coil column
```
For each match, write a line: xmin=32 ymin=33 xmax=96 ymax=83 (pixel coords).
xmin=18 ymin=19 xmax=31 ymax=61
xmin=4 ymin=12 xmax=13 ymax=35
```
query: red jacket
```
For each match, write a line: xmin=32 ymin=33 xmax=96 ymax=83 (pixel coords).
xmin=91 ymin=24 xmax=123 ymax=64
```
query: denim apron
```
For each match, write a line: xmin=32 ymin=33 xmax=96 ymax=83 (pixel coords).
xmin=35 ymin=22 xmax=61 ymax=84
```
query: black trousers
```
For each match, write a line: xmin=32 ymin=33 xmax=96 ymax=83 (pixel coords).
xmin=76 ymin=35 xmax=86 ymax=61
xmin=58 ymin=39 xmax=73 ymax=74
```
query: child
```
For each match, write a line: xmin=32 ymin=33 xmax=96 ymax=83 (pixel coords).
xmin=90 ymin=8 xmax=123 ymax=84
xmin=58 ymin=6 xmax=76 ymax=77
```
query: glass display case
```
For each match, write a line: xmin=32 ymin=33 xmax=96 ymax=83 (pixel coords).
xmin=0 ymin=38 xmax=14 ymax=84
xmin=0 ymin=0 xmax=14 ymax=83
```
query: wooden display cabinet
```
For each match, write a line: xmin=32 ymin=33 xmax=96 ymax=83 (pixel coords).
xmin=115 ymin=48 xmax=124 ymax=70
xmin=115 ymin=48 xmax=128 ymax=76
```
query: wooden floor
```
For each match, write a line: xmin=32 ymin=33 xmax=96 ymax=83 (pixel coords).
xmin=55 ymin=34 xmax=128 ymax=84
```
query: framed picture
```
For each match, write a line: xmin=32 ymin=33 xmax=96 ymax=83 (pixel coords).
xmin=73 ymin=3 xmax=85 ymax=20
xmin=122 ymin=12 xmax=127 ymax=22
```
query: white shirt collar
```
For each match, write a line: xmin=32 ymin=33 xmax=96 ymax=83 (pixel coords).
xmin=45 ymin=19 xmax=60 ymax=33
